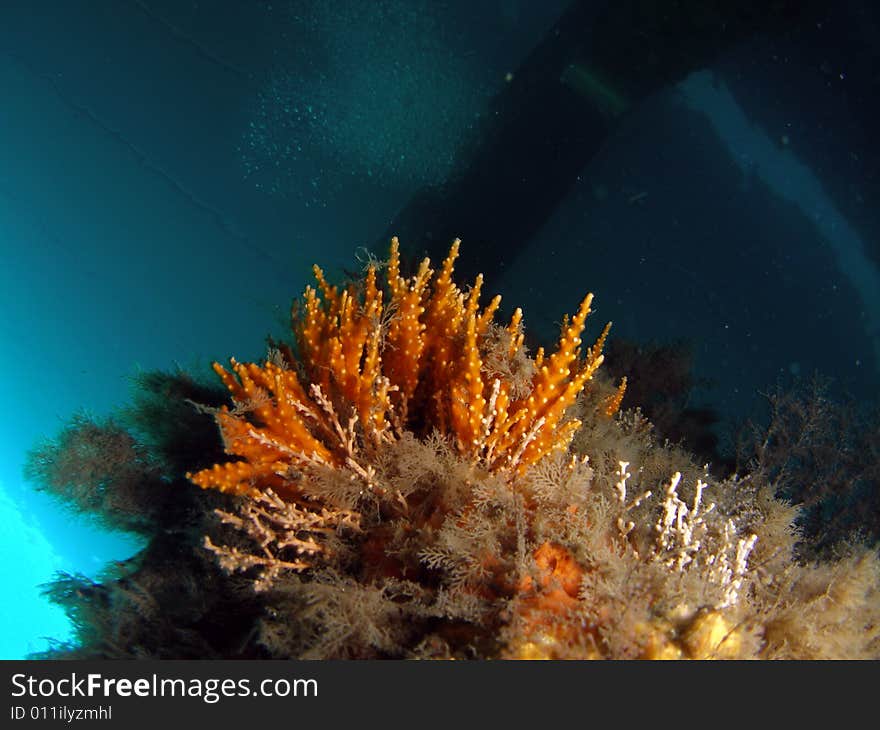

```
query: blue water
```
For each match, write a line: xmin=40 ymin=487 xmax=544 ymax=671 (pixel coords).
xmin=1 ymin=1 xmax=877 ymax=657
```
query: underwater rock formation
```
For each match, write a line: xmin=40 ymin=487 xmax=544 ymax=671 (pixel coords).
xmin=26 ymin=239 xmax=879 ymax=659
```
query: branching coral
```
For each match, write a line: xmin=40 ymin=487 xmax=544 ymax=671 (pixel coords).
xmin=187 ymin=237 xmax=624 ymax=575
xmin=161 ymin=239 xmax=880 ymax=659
xmin=25 ymin=237 xmax=879 ymax=659
xmin=189 ymin=238 xmax=622 ymax=495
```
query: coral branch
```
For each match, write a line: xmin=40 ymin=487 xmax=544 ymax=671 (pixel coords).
xmin=188 ymin=238 xmax=613 ymax=500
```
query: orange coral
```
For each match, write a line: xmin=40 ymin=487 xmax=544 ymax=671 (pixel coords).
xmin=510 ymin=542 xmax=593 ymax=659
xmin=521 ymin=541 xmax=584 ymax=598
xmin=188 ymin=237 xmax=618 ymax=499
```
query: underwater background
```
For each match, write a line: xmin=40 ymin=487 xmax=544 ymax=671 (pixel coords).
xmin=0 ymin=0 xmax=877 ymax=658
